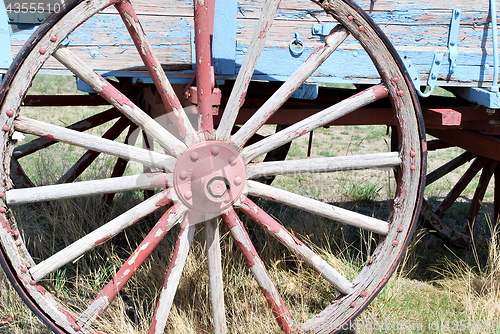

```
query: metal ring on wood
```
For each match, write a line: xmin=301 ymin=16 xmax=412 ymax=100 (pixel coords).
xmin=289 ymin=32 xmax=305 ymax=57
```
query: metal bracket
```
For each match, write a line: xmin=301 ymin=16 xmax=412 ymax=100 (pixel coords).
xmin=405 ymin=53 xmax=444 ymax=98
xmin=448 ymin=8 xmax=461 ymax=75
xmin=312 ymin=23 xmax=337 ymax=38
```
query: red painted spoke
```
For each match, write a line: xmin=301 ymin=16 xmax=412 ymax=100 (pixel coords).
xmin=222 ymin=208 xmax=295 ymax=333
xmin=216 ymin=0 xmax=282 ymax=141
xmin=466 ymin=160 xmax=496 ymax=229
xmin=435 ymin=157 xmax=488 ymax=218
xmin=149 ymin=213 xmax=198 ymax=334
xmin=194 ymin=0 xmax=216 ymax=136
xmin=231 ymin=25 xmax=349 ymax=148
xmin=77 ymin=204 xmax=186 ymax=328
xmin=29 ymin=189 xmax=174 ymax=281
xmin=115 ymin=0 xmax=198 ymax=145
xmin=57 ymin=117 xmax=131 ymax=184
xmin=237 ymin=195 xmax=354 ymax=295
xmin=13 ymin=107 xmax=120 ymax=159
xmin=52 ymin=47 xmax=186 ymax=157
xmin=242 ymin=84 xmax=389 ymax=162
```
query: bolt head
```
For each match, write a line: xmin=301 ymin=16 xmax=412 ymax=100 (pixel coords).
xmin=207 ymin=179 xmax=228 ymax=198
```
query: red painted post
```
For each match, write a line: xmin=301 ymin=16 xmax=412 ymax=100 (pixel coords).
xmin=194 ymin=0 xmax=216 ymax=135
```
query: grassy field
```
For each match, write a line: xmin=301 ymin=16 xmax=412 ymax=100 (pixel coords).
xmin=1 ymin=76 xmax=500 ymax=333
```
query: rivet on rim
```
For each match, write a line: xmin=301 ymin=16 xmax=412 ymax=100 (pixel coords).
xmin=39 ymin=48 xmax=47 ymax=55
xmin=410 ymin=164 xmax=416 ymax=171
xmin=50 ymin=35 xmax=58 ymax=42
xmin=368 ymin=258 xmax=374 ymax=265
xmin=2 ymin=125 xmax=9 ymax=132
xmin=349 ymin=301 xmax=356 ymax=308
xmin=358 ymin=26 xmax=365 ymax=32
xmin=360 ymin=290 xmax=368 ymax=298
xmin=0 ymin=207 xmax=6 ymax=213
xmin=397 ymin=89 xmax=405 ymax=96
xmin=347 ymin=15 xmax=354 ymax=21
xmin=397 ymin=226 xmax=404 ymax=233
xmin=0 ymin=192 xmax=4 ymax=198
xmin=392 ymin=240 xmax=399 ymax=247
xmin=5 ymin=109 xmax=14 ymax=117
xmin=410 ymin=149 xmax=416 ymax=157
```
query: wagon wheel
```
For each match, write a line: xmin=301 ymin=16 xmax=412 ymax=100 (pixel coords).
xmin=421 ymin=131 xmax=500 ymax=248
xmin=0 ymin=0 xmax=424 ymax=333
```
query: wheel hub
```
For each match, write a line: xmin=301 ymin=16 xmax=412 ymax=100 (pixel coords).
xmin=174 ymin=141 xmax=246 ymax=213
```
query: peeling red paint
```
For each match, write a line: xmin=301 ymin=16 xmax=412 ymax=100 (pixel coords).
xmin=57 ymin=306 xmax=81 ymax=331
xmin=35 ymin=284 xmax=47 ymax=296
xmin=42 ymin=134 xmax=55 ymax=140
xmin=259 ymin=287 xmax=295 ymax=333
xmin=94 ymin=234 xmax=112 ymax=247
xmin=155 ymin=192 xmax=173 ymax=207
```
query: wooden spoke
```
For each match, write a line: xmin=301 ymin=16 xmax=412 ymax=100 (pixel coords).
xmin=52 ymin=47 xmax=186 ymax=157
xmin=216 ymin=0 xmax=282 ymax=141
xmin=495 ymin=165 xmax=500 ymax=223
xmin=434 ymin=157 xmax=488 ymax=218
xmin=115 ymin=0 xmax=198 ymax=145
xmin=222 ymin=209 xmax=295 ymax=332
xmin=246 ymin=180 xmax=389 ymax=235
xmin=205 ymin=218 xmax=228 ymax=334
xmin=77 ymin=204 xmax=185 ymax=328
xmin=242 ymin=85 xmax=389 ymax=162
xmin=6 ymin=173 xmax=171 ymax=205
xmin=14 ymin=116 xmax=176 ymax=172
xmin=57 ymin=117 xmax=131 ymax=184
xmin=10 ymin=157 xmax=35 ymax=188
xmin=29 ymin=190 xmax=174 ymax=281
xmin=103 ymin=124 xmax=140 ymax=205
xmin=466 ymin=161 xmax=497 ymax=229
xmin=13 ymin=108 xmax=120 ymax=159
xmin=426 ymin=151 xmax=475 ymax=186
xmin=246 ymin=152 xmax=401 ymax=179
xmin=149 ymin=214 xmax=197 ymax=334
xmin=236 ymin=196 xmax=354 ymax=296
xmin=230 ymin=26 xmax=350 ymax=148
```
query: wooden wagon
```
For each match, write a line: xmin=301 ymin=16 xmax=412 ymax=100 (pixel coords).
xmin=0 ymin=0 xmax=497 ymax=332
